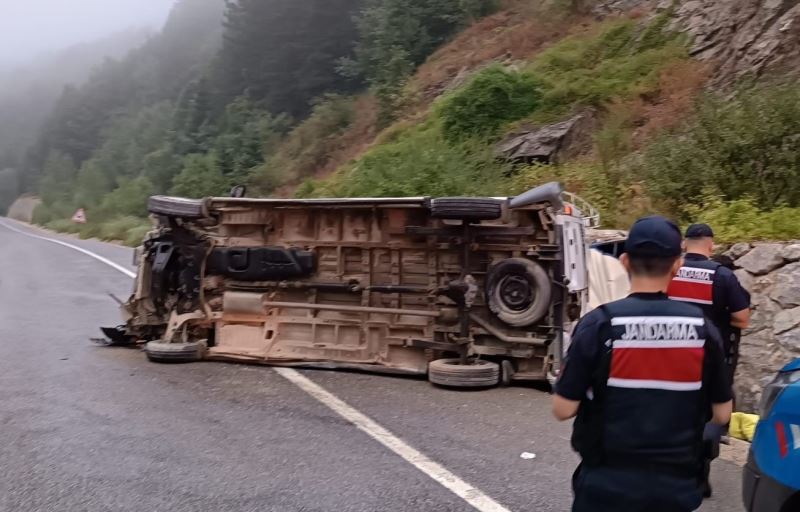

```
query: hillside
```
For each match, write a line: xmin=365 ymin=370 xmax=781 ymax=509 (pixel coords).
xmin=0 ymin=28 xmax=152 ymax=164
xmin=9 ymin=0 xmax=800 ymax=245
xmin=0 ymin=28 xmax=152 ymax=212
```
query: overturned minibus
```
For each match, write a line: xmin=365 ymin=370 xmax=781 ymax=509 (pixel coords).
xmin=104 ymin=182 xmax=612 ymax=387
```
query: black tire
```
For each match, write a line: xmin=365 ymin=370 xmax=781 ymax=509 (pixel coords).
xmin=145 ymin=341 xmax=205 ymax=363
xmin=486 ymin=258 xmax=552 ymax=328
xmin=428 ymin=358 xmax=500 ymax=388
xmin=430 ymin=197 xmax=503 ymax=221
xmin=500 ymin=360 xmax=515 ymax=387
xmin=148 ymin=196 xmax=207 ymax=219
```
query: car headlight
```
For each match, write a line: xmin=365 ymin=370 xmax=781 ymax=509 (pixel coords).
xmin=759 ymin=370 xmax=800 ymax=417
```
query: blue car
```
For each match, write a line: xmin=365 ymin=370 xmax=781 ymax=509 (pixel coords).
xmin=743 ymin=359 xmax=800 ymax=511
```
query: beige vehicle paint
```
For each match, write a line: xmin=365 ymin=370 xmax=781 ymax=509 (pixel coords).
xmin=114 ymin=183 xmax=605 ymax=386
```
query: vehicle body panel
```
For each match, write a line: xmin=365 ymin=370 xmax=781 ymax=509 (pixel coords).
xmin=743 ymin=360 xmax=800 ymax=511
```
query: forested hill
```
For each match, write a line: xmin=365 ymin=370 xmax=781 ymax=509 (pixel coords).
xmin=9 ymin=0 xmax=800 ymax=245
xmin=0 ymin=28 xmax=151 ymax=201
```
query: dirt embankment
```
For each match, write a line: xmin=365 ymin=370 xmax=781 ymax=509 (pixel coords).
xmin=6 ymin=195 xmax=40 ymax=222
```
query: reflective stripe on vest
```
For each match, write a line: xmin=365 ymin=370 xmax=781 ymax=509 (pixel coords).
xmin=667 ymin=266 xmax=716 ymax=305
xmin=608 ymin=316 xmax=705 ymax=391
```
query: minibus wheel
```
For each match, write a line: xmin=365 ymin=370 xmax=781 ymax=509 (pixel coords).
xmin=428 ymin=358 xmax=500 ymax=388
xmin=145 ymin=340 xmax=206 ymax=363
xmin=486 ymin=258 xmax=551 ymax=327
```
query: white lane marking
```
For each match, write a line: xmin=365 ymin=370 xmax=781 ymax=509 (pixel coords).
xmin=274 ymin=367 xmax=512 ymax=512
xmin=0 ymin=218 xmax=136 ymax=278
xmin=0 ymin=217 xmax=511 ymax=512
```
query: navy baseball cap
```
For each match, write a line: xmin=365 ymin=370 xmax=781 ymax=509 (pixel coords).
xmin=624 ymin=215 xmax=682 ymax=257
xmin=685 ymin=223 xmax=714 ymax=238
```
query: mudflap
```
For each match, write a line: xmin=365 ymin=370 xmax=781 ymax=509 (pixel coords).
xmin=94 ymin=325 xmax=138 ymax=347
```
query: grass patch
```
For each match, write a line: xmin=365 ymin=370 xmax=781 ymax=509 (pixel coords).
xmin=304 ymin=119 xmax=509 ymax=198
xmin=524 ymin=16 xmax=688 ymax=121
xmin=43 ymin=215 xmax=151 ymax=247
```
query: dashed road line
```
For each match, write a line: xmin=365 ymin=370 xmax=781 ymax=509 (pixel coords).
xmin=0 ymin=217 xmax=513 ymax=512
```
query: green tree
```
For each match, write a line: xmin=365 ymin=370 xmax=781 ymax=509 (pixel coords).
xmin=72 ymin=160 xmax=113 ymax=208
xmin=216 ymin=0 xmax=362 ymax=117
xmin=642 ymin=83 xmax=800 ymax=215
xmin=170 ymin=154 xmax=230 ymax=198
xmin=0 ymin=168 xmax=19 ymax=214
xmin=342 ymin=0 xmax=496 ymax=122
xmin=38 ymin=151 xmax=78 ymax=207
xmin=100 ymin=176 xmax=155 ymax=217
xmin=213 ymin=98 xmax=290 ymax=185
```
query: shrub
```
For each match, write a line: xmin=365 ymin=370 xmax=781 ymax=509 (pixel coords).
xmin=45 ymin=218 xmax=82 ymax=234
xmin=510 ymin=161 xmax=618 ymax=223
xmin=641 ymin=83 xmax=800 ymax=214
xmin=439 ymin=65 xmax=542 ymax=141
xmin=294 ymin=179 xmax=319 ymax=198
xmin=32 ymin=203 xmax=55 ymax=225
xmin=683 ymin=194 xmax=800 ymax=243
xmin=319 ymin=121 xmax=509 ymax=197
xmin=170 ymin=154 xmax=230 ymax=198
xmin=77 ymin=222 xmax=103 ymax=240
xmin=100 ymin=176 xmax=154 ymax=217
xmin=98 ymin=216 xmax=148 ymax=242
xmin=124 ymin=224 xmax=153 ymax=247
xmin=251 ymin=95 xmax=356 ymax=193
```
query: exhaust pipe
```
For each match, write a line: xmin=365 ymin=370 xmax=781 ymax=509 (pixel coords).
xmin=509 ymin=181 xmax=564 ymax=209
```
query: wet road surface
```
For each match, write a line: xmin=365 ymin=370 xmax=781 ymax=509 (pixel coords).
xmin=0 ymin=220 xmax=745 ymax=511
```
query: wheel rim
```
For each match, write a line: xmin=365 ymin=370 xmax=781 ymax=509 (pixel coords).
xmin=498 ymin=274 xmax=534 ymax=311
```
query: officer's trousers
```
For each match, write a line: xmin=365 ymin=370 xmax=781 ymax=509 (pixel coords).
xmin=572 ymin=464 xmax=703 ymax=512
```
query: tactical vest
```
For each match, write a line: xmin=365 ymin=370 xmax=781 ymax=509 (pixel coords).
xmin=571 ymin=295 xmax=710 ymax=477
xmin=667 ymin=257 xmax=731 ymax=343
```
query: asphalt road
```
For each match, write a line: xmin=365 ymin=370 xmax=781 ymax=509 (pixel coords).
xmin=0 ymin=219 xmax=745 ymax=512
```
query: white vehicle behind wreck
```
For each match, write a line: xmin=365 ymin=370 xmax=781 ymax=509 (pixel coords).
xmin=104 ymin=182 xmax=626 ymax=387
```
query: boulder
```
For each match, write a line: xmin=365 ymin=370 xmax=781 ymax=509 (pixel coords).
xmin=770 ymin=262 xmax=800 ymax=308
xmin=727 ymin=242 xmax=752 ymax=260
xmin=734 ymin=268 xmax=754 ymax=294
xmin=736 ymin=243 xmax=785 ymax=275
xmin=773 ymin=306 xmax=800 ymax=334
xmin=782 ymin=243 xmax=800 ymax=262
xmin=496 ymin=111 xmax=596 ymax=165
xmin=777 ymin=326 xmax=800 ymax=351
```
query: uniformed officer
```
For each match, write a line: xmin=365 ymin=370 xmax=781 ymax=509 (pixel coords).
xmin=666 ymin=223 xmax=751 ymax=497
xmin=553 ymin=216 xmax=733 ymax=512
xmin=667 ymin=223 xmax=751 ymax=379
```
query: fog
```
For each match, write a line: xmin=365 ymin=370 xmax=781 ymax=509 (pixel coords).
xmin=0 ymin=0 xmax=174 ymax=68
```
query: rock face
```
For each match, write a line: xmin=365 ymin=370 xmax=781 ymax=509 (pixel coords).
xmin=664 ymin=0 xmax=800 ymax=84
xmin=595 ymin=0 xmax=800 ymax=85
xmin=732 ymin=243 xmax=800 ymax=410
xmin=496 ymin=111 xmax=596 ymax=165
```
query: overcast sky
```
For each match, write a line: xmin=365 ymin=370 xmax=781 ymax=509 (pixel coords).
xmin=0 ymin=0 xmax=174 ymax=66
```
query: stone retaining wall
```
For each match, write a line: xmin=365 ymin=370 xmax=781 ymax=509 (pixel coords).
xmin=725 ymin=242 xmax=800 ymax=411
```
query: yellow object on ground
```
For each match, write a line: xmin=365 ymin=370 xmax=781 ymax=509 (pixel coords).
xmin=730 ymin=412 xmax=760 ymax=442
